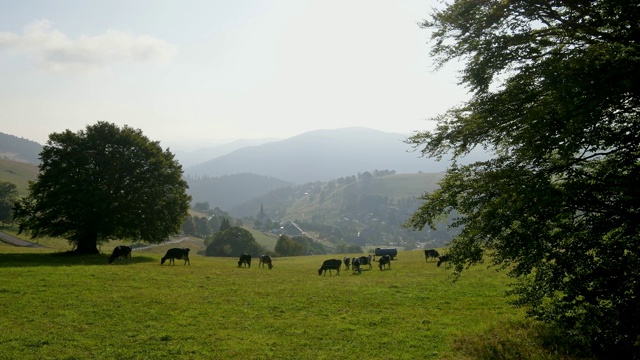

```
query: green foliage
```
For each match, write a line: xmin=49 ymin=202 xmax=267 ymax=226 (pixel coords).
xmin=193 ymin=216 xmax=211 ymax=237
xmin=193 ymin=201 xmax=210 ymax=213
xmin=334 ymin=243 xmax=363 ymax=254
xmin=205 ymin=226 xmax=264 ymax=257
xmin=274 ymin=234 xmax=304 ymax=257
xmin=219 ymin=217 xmax=231 ymax=232
xmin=406 ymin=0 xmax=640 ymax=356
xmin=274 ymin=234 xmax=327 ymax=256
xmin=181 ymin=216 xmax=196 ymax=236
xmin=0 ymin=181 xmax=18 ymax=225
xmin=14 ymin=122 xmax=191 ymax=254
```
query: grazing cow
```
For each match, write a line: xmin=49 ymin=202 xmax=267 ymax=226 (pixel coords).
xmin=318 ymin=259 xmax=342 ymax=276
xmin=425 ymin=249 xmax=440 ymax=262
xmin=161 ymin=248 xmax=190 ymax=265
xmin=109 ymin=245 xmax=132 ymax=264
xmin=238 ymin=254 xmax=252 ymax=268
xmin=343 ymin=257 xmax=351 ymax=270
xmin=259 ymin=255 xmax=273 ymax=269
xmin=378 ymin=254 xmax=391 ymax=270
xmin=437 ymin=254 xmax=450 ymax=267
xmin=358 ymin=255 xmax=373 ymax=270
xmin=351 ymin=257 xmax=362 ymax=274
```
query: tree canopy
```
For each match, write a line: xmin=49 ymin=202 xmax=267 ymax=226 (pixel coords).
xmin=406 ymin=0 xmax=639 ymax=356
xmin=15 ymin=122 xmax=191 ymax=254
xmin=274 ymin=234 xmax=327 ymax=257
xmin=205 ymin=226 xmax=265 ymax=257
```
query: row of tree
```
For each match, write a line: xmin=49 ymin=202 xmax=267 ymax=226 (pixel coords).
xmin=203 ymin=227 xmax=328 ymax=258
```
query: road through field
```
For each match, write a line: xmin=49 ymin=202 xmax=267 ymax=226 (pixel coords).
xmin=0 ymin=231 xmax=47 ymax=248
xmin=0 ymin=230 xmax=189 ymax=250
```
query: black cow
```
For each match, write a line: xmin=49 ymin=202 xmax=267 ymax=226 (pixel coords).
xmin=318 ymin=259 xmax=342 ymax=276
xmin=351 ymin=257 xmax=362 ymax=274
xmin=161 ymin=248 xmax=190 ymax=265
xmin=425 ymin=249 xmax=440 ymax=262
xmin=343 ymin=257 xmax=351 ymax=270
xmin=437 ymin=254 xmax=450 ymax=267
xmin=109 ymin=245 xmax=132 ymax=264
xmin=378 ymin=254 xmax=391 ymax=270
xmin=259 ymin=255 xmax=273 ymax=269
xmin=238 ymin=254 xmax=252 ymax=268
xmin=358 ymin=255 xmax=373 ymax=270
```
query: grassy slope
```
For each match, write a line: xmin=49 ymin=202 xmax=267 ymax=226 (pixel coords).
xmin=0 ymin=238 xmax=579 ymax=360
xmin=280 ymin=172 xmax=445 ymax=223
xmin=0 ymin=158 xmax=38 ymax=196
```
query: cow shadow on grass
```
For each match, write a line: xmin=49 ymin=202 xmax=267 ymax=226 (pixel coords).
xmin=0 ymin=252 xmax=157 ymax=267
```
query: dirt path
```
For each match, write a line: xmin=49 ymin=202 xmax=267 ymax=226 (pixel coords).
xmin=0 ymin=231 xmax=48 ymax=248
xmin=131 ymin=236 xmax=190 ymax=251
xmin=0 ymin=231 xmax=191 ymax=251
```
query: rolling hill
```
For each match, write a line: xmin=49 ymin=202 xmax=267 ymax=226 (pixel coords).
xmin=0 ymin=158 xmax=39 ymax=196
xmin=227 ymin=171 xmax=454 ymax=248
xmin=185 ymin=173 xmax=295 ymax=212
xmin=0 ymin=132 xmax=42 ymax=165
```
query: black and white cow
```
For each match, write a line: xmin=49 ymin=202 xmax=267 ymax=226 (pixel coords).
xmin=259 ymin=255 xmax=273 ymax=269
xmin=351 ymin=257 xmax=362 ymax=274
xmin=358 ymin=255 xmax=373 ymax=270
xmin=109 ymin=245 xmax=132 ymax=264
xmin=318 ymin=259 xmax=342 ymax=276
xmin=161 ymin=248 xmax=190 ymax=265
xmin=437 ymin=254 xmax=450 ymax=267
xmin=343 ymin=257 xmax=351 ymax=270
xmin=378 ymin=254 xmax=391 ymax=270
xmin=238 ymin=254 xmax=252 ymax=268
xmin=424 ymin=249 xmax=440 ymax=262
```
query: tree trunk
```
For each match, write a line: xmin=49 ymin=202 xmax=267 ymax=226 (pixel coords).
xmin=74 ymin=232 xmax=99 ymax=254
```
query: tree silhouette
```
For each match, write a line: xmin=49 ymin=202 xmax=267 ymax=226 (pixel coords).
xmin=14 ymin=122 xmax=190 ymax=254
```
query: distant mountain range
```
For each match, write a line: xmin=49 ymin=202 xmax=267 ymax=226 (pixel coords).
xmin=1 ymin=127 xmax=486 ymax=212
xmin=184 ymin=127 xmax=450 ymax=184
xmin=170 ymin=138 xmax=279 ymax=168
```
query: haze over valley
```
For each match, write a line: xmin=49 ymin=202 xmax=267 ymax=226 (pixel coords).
xmin=1 ymin=126 xmax=462 ymax=248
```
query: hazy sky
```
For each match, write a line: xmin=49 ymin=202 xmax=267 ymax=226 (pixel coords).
xmin=0 ymin=0 xmax=468 ymax=147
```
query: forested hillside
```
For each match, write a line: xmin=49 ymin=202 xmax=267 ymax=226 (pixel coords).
xmin=230 ymin=170 xmax=456 ymax=249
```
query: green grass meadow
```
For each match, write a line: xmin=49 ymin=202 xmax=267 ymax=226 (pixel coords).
xmin=0 ymin=237 xmax=580 ymax=360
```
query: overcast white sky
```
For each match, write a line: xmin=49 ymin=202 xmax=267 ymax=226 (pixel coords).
xmin=0 ymin=0 xmax=468 ymax=147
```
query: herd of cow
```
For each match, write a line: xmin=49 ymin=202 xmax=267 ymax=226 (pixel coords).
xmin=107 ymin=245 xmax=450 ymax=273
xmin=236 ymin=254 xmax=273 ymax=269
xmin=315 ymin=249 xmax=447 ymax=276
xmin=108 ymin=245 xmax=192 ymax=265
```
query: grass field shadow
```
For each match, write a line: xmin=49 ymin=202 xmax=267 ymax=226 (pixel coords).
xmin=0 ymin=252 xmax=157 ymax=267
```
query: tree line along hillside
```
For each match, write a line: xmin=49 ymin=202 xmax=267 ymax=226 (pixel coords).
xmin=228 ymin=170 xmax=455 ymax=249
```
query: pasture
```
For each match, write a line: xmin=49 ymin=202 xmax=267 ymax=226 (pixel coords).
xmin=0 ymin=239 xmax=574 ymax=359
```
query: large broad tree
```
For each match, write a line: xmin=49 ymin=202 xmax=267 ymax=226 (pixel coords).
xmin=406 ymin=0 xmax=639 ymax=356
xmin=16 ymin=121 xmax=191 ymax=254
